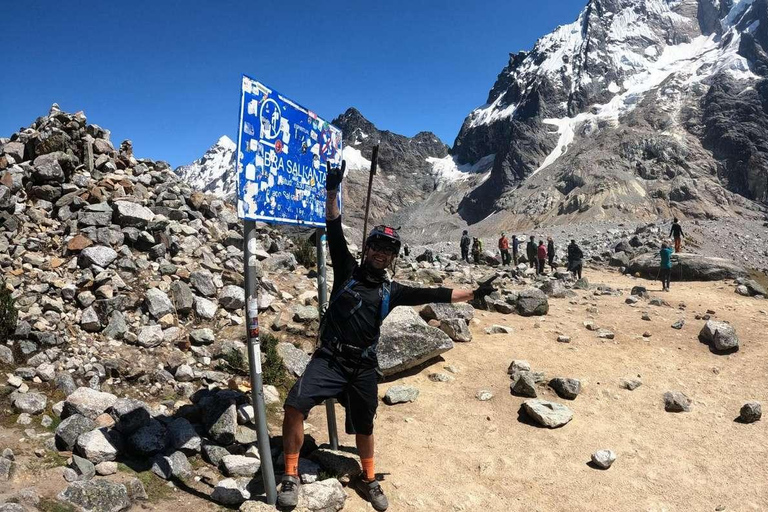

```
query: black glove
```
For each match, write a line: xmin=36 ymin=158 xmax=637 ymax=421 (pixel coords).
xmin=325 ymin=160 xmax=346 ymax=191
xmin=473 ymin=275 xmax=498 ymax=302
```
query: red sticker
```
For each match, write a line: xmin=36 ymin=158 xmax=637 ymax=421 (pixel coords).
xmin=275 ymin=140 xmax=283 ymax=153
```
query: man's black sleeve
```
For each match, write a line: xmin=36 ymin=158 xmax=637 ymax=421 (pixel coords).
xmin=389 ymin=282 xmax=453 ymax=308
xmin=326 ymin=216 xmax=356 ymax=286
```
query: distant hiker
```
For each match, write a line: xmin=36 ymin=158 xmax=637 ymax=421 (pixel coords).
xmin=547 ymin=236 xmax=556 ymax=270
xmin=537 ymin=240 xmax=547 ymax=275
xmin=472 ymin=237 xmax=483 ymax=264
xmin=460 ymin=230 xmax=471 ymax=262
xmin=278 ymin=161 xmax=497 ymax=511
xmin=526 ymin=236 xmax=537 ymax=269
xmin=567 ymin=239 xmax=583 ymax=279
xmin=512 ymin=235 xmax=520 ymax=265
xmin=498 ymin=233 xmax=510 ymax=266
xmin=670 ymin=218 xmax=684 ymax=253
xmin=659 ymin=242 xmax=674 ymax=292
xmin=403 ymin=244 xmax=410 ymax=257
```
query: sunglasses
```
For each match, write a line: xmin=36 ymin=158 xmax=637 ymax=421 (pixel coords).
xmin=368 ymin=241 xmax=397 ymax=255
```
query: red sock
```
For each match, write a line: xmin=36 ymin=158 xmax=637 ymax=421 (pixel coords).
xmin=361 ymin=457 xmax=375 ymax=482
xmin=284 ymin=452 xmax=299 ymax=477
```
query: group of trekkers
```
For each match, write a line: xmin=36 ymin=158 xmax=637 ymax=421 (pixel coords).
xmin=458 ymin=218 xmax=685 ymax=287
xmin=460 ymin=230 xmax=585 ymax=280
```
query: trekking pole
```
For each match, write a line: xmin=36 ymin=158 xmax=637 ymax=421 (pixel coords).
xmin=360 ymin=144 xmax=379 ymax=265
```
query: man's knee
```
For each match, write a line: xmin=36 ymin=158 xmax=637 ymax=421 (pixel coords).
xmin=283 ymin=405 xmax=306 ymax=424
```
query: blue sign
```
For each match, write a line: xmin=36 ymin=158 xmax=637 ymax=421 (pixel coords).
xmin=235 ymin=75 xmax=343 ymax=227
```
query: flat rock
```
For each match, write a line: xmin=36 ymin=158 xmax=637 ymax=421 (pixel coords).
xmin=296 ymin=478 xmax=347 ymax=511
xmin=383 ymin=385 xmax=420 ymax=405
xmin=220 ymin=454 xmax=261 ymax=477
xmin=438 ymin=318 xmax=472 ymax=342
xmin=76 ymin=428 xmax=122 ymax=464
xmin=12 ymin=392 xmax=47 ymax=415
xmin=485 ymin=324 xmax=514 ymax=334
xmin=63 ymin=388 xmax=118 ymax=420
xmin=276 ymin=342 xmax=311 ymax=378
xmin=378 ymin=307 xmax=454 ymax=377
xmin=58 ymin=479 xmax=131 ymax=512
xmin=522 ymin=399 xmax=573 ymax=428
xmin=419 ymin=302 xmax=475 ymax=323
xmin=309 ymin=448 xmax=361 ymax=484
xmin=211 ymin=478 xmax=250 ymax=506
xmin=151 ymin=450 xmax=192 ymax=480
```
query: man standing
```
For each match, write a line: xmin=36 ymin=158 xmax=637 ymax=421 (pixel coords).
xmin=512 ymin=235 xmax=519 ymax=265
xmin=659 ymin=242 xmax=673 ymax=291
xmin=670 ymin=218 xmax=684 ymax=253
xmin=537 ymin=240 xmax=547 ymax=275
xmin=278 ymin=163 xmax=496 ymax=511
xmin=460 ymin=230 xmax=471 ymax=263
xmin=498 ymin=233 xmax=510 ymax=266
xmin=526 ymin=236 xmax=537 ymax=269
xmin=567 ymin=239 xmax=583 ymax=280
xmin=472 ymin=237 xmax=483 ymax=264
xmin=547 ymin=237 xmax=556 ymax=271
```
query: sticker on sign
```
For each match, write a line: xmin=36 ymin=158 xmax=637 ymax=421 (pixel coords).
xmin=236 ymin=76 xmax=343 ymax=227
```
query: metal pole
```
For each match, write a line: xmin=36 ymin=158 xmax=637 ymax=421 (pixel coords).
xmin=243 ymin=220 xmax=276 ymax=505
xmin=316 ymin=228 xmax=339 ymax=450
xmin=360 ymin=144 xmax=379 ymax=264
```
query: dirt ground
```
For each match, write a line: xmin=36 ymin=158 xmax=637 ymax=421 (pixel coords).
xmin=2 ymin=268 xmax=768 ymax=511
xmin=309 ymin=269 xmax=768 ymax=512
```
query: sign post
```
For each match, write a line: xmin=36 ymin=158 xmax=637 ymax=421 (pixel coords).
xmin=243 ymin=220 xmax=276 ymax=505
xmin=236 ymin=75 xmax=343 ymax=500
xmin=315 ymin=228 xmax=339 ymax=450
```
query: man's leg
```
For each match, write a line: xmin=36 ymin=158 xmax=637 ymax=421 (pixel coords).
xmin=675 ymin=237 xmax=681 ymax=252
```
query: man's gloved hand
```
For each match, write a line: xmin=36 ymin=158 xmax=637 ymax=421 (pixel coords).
xmin=325 ymin=160 xmax=346 ymax=191
xmin=473 ymin=275 xmax=498 ymax=302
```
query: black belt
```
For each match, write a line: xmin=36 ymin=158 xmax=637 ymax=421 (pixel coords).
xmin=325 ymin=338 xmax=366 ymax=356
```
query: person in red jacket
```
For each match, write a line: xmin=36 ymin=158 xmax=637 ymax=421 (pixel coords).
xmin=498 ymin=233 xmax=510 ymax=266
xmin=537 ymin=240 xmax=547 ymax=275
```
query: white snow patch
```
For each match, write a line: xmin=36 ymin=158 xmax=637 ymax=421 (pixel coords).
xmin=426 ymin=154 xmax=495 ymax=183
xmin=342 ymin=146 xmax=372 ymax=171
xmin=608 ymin=81 xmax=621 ymax=93
xmin=644 ymin=46 xmax=658 ymax=57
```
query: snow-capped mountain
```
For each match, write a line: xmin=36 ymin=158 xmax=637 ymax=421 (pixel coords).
xmin=453 ymin=0 xmax=768 ymax=225
xmin=174 ymin=135 xmax=236 ymax=198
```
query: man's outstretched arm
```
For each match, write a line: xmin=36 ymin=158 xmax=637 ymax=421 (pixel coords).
xmin=326 ymin=189 xmax=340 ymax=221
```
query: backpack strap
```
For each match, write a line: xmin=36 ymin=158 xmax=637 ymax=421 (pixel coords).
xmin=379 ymin=281 xmax=391 ymax=326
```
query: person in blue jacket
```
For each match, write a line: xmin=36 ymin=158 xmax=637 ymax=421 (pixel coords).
xmin=659 ymin=242 xmax=674 ymax=291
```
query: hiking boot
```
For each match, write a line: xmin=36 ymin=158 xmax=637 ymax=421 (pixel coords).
xmin=277 ymin=475 xmax=300 ymax=507
xmin=356 ymin=477 xmax=389 ymax=511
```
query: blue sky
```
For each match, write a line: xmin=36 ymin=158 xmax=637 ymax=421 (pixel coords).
xmin=0 ymin=1 xmax=584 ymax=168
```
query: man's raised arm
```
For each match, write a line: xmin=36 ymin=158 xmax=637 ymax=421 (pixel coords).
xmin=325 ymin=161 xmax=345 ymax=221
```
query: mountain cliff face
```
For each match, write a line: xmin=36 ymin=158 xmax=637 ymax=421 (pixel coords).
xmin=453 ymin=0 xmax=768 ymax=225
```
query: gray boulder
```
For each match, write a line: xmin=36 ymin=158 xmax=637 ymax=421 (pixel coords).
xmin=383 ymin=385 xmax=419 ymax=405
xmin=128 ymin=419 xmax=168 ymax=455
xmin=170 ymin=281 xmax=194 ymax=314
xmin=58 ymin=480 xmax=131 ymax=512
xmin=293 ymin=305 xmax=320 ymax=323
xmin=63 ymin=388 xmax=118 ymax=420
xmin=591 ymin=449 xmax=616 ymax=469
xmin=112 ymin=201 xmax=154 ymax=228
xmin=277 ymin=342 xmax=311 ymax=378
xmin=219 ymin=285 xmax=245 ymax=310
xmin=190 ymin=328 xmax=215 ymax=345
xmin=378 ymin=307 xmax=453 ymax=377
xmin=438 ymin=318 xmax=472 ymax=342
xmin=80 ymin=306 xmax=102 ymax=332
xmin=220 ymin=454 xmax=261 ymax=477
xmin=144 ymin=288 xmax=174 ymax=319
xmin=190 ymin=269 xmax=216 ymax=297
xmin=168 ymin=417 xmax=202 ymax=452
xmin=296 ymin=479 xmax=347 ymax=511
xmin=510 ymin=373 xmax=537 ymax=398
xmin=522 ymin=399 xmax=573 ymax=428
xmin=699 ymin=320 xmax=739 ymax=352
xmin=56 ymin=414 xmax=97 ymax=451
xmin=151 ymin=451 xmax=192 ymax=480
xmin=627 ymin=253 xmax=748 ymax=281
xmin=75 ymin=428 xmax=122 ymax=464
xmin=32 ymin=154 xmax=65 ymax=183
xmin=744 ymin=279 xmax=767 ymax=297
xmin=419 ymin=302 xmax=474 ymax=323
xmin=211 ymin=478 xmax=250 ymax=505
xmin=109 ymin=398 xmax=151 ymax=435
xmin=205 ymin=402 xmax=238 ymax=445
xmin=137 ymin=325 xmax=164 ymax=348
xmin=549 ymin=378 xmax=582 ymax=400
xmin=79 ymin=246 xmax=118 ymax=269
xmin=516 ymin=288 xmax=549 ymax=316
xmin=194 ymin=296 xmax=218 ymax=319
xmin=12 ymin=392 xmax=47 ymax=415
xmin=540 ymin=280 xmax=569 ymax=298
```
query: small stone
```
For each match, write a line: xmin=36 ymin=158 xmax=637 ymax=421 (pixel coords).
xmin=671 ymin=319 xmax=685 ymax=330
xmin=739 ymin=402 xmax=762 ymax=423
xmin=95 ymin=461 xmax=118 ymax=475
xmin=383 ymin=385 xmax=419 ymax=405
xmin=476 ymin=390 xmax=493 ymax=401
xmin=641 ymin=312 xmax=651 ymax=321
xmin=485 ymin=324 xmax=514 ymax=334
xmin=428 ymin=372 xmax=454 ymax=383
xmin=621 ymin=378 xmax=642 ymax=391
xmin=211 ymin=478 xmax=250 ymax=505
xmin=591 ymin=449 xmax=616 ymax=469
xmin=220 ymin=454 xmax=260 ymax=477
xmin=557 ymin=335 xmax=571 ymax=343
xmin=511 ymin=373 xmax=537 ymax=398
xmin=522 ymin=399 xmax=573 ymax=428
xmin=664 ymin=391 xmax=691 ymax=412
xmin=549 ymin=378 xmax=581 ymax=400
xmin=597 ymin=329 xmax=615 ymax=339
